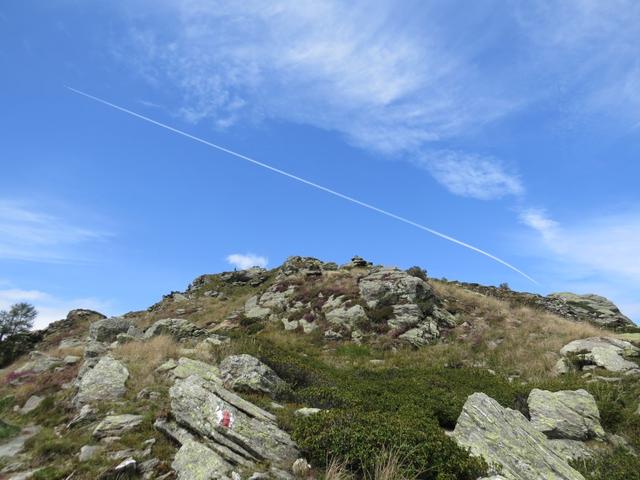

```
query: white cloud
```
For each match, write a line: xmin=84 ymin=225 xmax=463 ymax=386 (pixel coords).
xmin=0 ymin=200 xmax=111 ymax=263
xmin=416 ymin=151 xmax=524 ymax=200
xmin=226 ymin=253 xmax=268 ymax=270
xmin=0 ymin=287 xmax=112 ymax=330
xmin=519 ymin=208 xmax=640 ymax=322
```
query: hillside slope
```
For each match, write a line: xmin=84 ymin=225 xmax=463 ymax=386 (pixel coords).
xmin=0 ymin=256 xmax=639 ymax=480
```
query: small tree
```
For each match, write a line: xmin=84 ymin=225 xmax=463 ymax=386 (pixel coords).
xmin=0 ymin=302 xmax=37 ymax=342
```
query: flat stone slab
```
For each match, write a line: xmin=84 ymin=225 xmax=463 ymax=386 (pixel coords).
xmin=0 ymin=425 xmax=41 ymax=459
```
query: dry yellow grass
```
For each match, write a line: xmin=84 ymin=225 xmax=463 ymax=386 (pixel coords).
xmin=111 ymin=335 xmax=180 ymax=387
xmin=415 ymin=281 xmax=615 ymax=379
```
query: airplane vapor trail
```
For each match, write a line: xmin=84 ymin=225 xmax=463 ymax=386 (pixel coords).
xmin=66 ymin=86 xmax=538 ymax=284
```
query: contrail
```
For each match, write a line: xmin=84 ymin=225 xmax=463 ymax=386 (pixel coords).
xmin=66 ymin=86 xmax=538 ymax=284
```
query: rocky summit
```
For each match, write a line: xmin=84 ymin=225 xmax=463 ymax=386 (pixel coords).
xmin=0 ymin=255 xmax=638 ymax=480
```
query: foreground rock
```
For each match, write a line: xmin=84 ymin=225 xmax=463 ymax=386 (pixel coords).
xmin=93 ymin=414 xmax=143 ymax=438
xmin=159 ymin=373 xmax=299 ymax=479
xmin=219 ymin=354 xmax=286 ymax=397
xmin=558 ymin=337 xmax=640 ymax=374
xmin=528 ymin=389 xmax=604 ymax=440
xmin=75 ymin=356 xmax=129 ymax=405
xmin=0 ymin=425 xmax=41 ymax=459
xmin=452 ymin=392 xmax=584 ymax=480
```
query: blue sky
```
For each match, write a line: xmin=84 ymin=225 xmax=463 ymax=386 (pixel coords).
xmin=1 ymin=0 xmax=639 ymax=327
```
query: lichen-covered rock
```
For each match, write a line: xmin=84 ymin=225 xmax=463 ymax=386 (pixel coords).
xmin=93 ymin=414 xmax=143 ymax=438
xmin=547 ymin=293 xmax=634 ymax=328
xmin=244 ymin=296 xmax=272 ymax=320
xmin=172 ymin=357 xmax=220 ymax=383
xmin=173 ymin=439 xmax=232 ymax=480
xmin=89 ymin=317 xmax=134 ymax=342
xmin=547 ymin=439 xmax=594 ymax=462
xmin=559 ymin=337 xmax=639 ymax=374
xmin=358 ymin=268 xmax=434 ymax=308
xmin=169 ymin=374 xmax=299 ymax=465
xmin=143 ymin=318 xmax=206 ymax=340
xmin=528 ymin=389 xmax=605 ymax=440
xmin=14 ymin=351 xmax=61 ymax=374
xmin=324 ymin=304 xmax=367 ymax=330
xmin=219 ymin=354 xmax=286 ymax=397
xmin=398 ymin=320 xmax=440 ymax=346
xmin=75 ymin=356 xmax=129 ymax=405
xmin=452 ymin=392 xmax=584 ymax=480
xmin=19 ymin=395 xmax=44 ymax=415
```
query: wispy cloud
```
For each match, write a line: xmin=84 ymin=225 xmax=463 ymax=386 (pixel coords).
xmin=0 ymin=286 xmax=112 ymax=330
xmin=226 ymin=253 xmax=268 ymax=270
xmin=116 ymin=1 xmax=640 ymax=200
xmin=0 ymin=200 xmax=111 ymax=263
xmin=518 ymin=207 xmax=640 ymax=322
xmin=415 ymin=151 xmax=524 ymax=200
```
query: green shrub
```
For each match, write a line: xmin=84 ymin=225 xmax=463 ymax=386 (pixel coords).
xmin=0 ymin=419 xmax=19 ymax=440
xmin=293 ymin=408 xmax=486 ymax=480
xmin=573 ymin=448 xmax=640 ymax=480
xmin=407 ymin=266 xmax=428 ymax=281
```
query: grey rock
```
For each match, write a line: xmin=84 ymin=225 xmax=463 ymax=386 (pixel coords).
xmin=79 ymin=444 xmax=102 ymax=462
xmin=0 ymin=425 xmax=41 ymax=459
xmin=59 ymin=338 xmax=84 ymax=349
xmin=358 ymin=267 xmax=434 ymax=308
xmin=63 ymin=355 xmax=80 ymax=365
xmin=204 ymin=334 xmax=231 ymax=347
xmin=172 ymin=357 xmax=221 ymax=383
xmin=84 ymin=341 xmax=107 ymax=358
xmin=169 ymin=375 xmax=299 ymax=465
xmin=75 ymin=356 xmax=129 ymax=405
xmin=93 ymin=414 xmax=144 ymax=438
xmin=89 ymin=316 xmax=134 ymax=342
xmin=67 ymin=404 xmax=96 ymax=429
xmin=19 ymin=395 xmax=44 ymax=415
xmin=546 ymin=439 xmax=593 ymax=462
xmin=560 ymin=337 xmax=639 ymax=373
xmin=244 ymin=296 xmax=272 ymax=320
xmin=156 ymin=358 xmax=178 ymax=372
xmin=14 ymin=352 xmax=60 ymax=374
xmin=388 ymin=304 xmax=423 ymax=329
xmin=452 ymin=392 xmax=584 ymax=480
xmin=144 ymin=318 xmax=206 ymax=340
xmin=548 ymin=293 xmax=634 ymax=328
xmin=219 ymin=354 xmax=286 ymax=397
xmin=325 ymin=304 xmax=367 ymax=330
xmin=398 ymin=320 xmax=440 ymax=346
xmin=292 ymin=458 xmax=311 ymax=478
xmin=173 ymin=439 xmax=232 ymax=480
xmin=528 ymin=389 xmax=605 ymax=440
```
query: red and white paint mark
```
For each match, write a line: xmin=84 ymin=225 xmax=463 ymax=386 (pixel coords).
xmin=216 ymin=407 xmax=235 ymax=429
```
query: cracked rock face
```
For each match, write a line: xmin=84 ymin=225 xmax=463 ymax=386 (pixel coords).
xmin=547 ymin=293 xmax=634 ymax=328
xmin=75 ymin=356 xmax=129 ymax=405
xmin=168 ymin=374 xmax=299 ymax=473
xmin=93 ymin=414 xmax=143 ymax=439
xmin=89 ymin=317 xmax=134 ymax=343
xmin=219 ymin=354 xmax=286 ymax=398
xmin=452 ymin=392 xmax=584 ymax=480
xmin=528 ymin=389 xmax=605 ymax=440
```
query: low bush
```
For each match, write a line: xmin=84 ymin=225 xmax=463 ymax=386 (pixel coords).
xmin=293 ymin=408 xmax=487 ymax=480
xmin=0 ymin=419 xmax=19 ymax=440
xmin=573 ymin=448 xmax=640 ymax=480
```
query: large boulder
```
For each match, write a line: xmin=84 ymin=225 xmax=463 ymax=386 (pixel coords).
xmin=75 ymin=356 xmax=129 ymax=405
xmin=559 ymin=337 xmax=639 ymax=374
xmin=547 ymin=293 xmax=634 ymax=328
xmin=143 ymin=318 xmax=206 ymax=340
xmin=324 ymin=304 xmax=368 ymax=330
xmin=452 ymin=392 xmax=584 ymax=480
xmin=358 ymin=268 xmax=434 ymax=308
xmin=89 ymin=317 xmax=134 ymax=342
xmin=171 ymin=358 xmax=221 ymax=383
xmin=169 ymin=374 xmax=299 ymax=466
xmin=219 ymin=354 xmax=286 ymax=397
xmin=528 ymin=389 xmax=605 ymax=440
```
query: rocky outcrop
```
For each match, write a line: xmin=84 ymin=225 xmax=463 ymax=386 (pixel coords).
xmin=452 ymin=392 xmax=584 ymax=480
xmin=449 ymin=282 xmax=634 ymax=329
xmin=171 ymin=358 xmax=221 ymax=383
xmin=143 ymin=318 xmax=206 ymax=340
xmin=75 ymin=356 xmax=129 ymax=405
xmin=89 ymin=317 xmax=134 ymax=343
xmin=162 ymin=373 xmax=299 ymax=478
xmin=547 ymin=293 xmax=634 ymax=328
xmin=558 ymin=337 xmax=640 ymax=374
xmin=219 ymin=354 xmax=286 ymax=397
xmin=13 ymin=351 xmax=60 ymax=374
xmin=528 ymin=389 xmax=604 ymax=440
